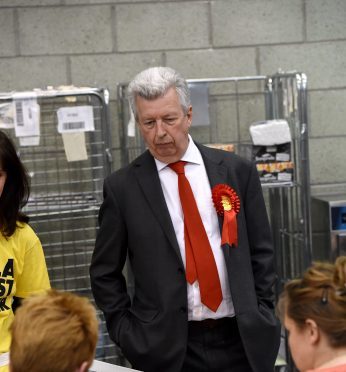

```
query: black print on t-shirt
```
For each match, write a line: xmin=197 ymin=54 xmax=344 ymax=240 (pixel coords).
xmin=0 ymin=258 xmax=14 ymax=311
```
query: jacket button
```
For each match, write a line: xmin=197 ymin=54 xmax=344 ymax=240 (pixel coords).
xmin=178 ymin=267 xmax=184 ymax=274
xmin=180 ymin=306 xmax=187 ymax=313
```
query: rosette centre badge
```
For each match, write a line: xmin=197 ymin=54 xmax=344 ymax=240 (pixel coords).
xmin=221 ymin=195 xmax=232 ymax=211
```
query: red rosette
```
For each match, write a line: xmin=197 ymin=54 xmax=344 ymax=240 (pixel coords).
xmin=212 ymin=184 xmax=240 ymax=247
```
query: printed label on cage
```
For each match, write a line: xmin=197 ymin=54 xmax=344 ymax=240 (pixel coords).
xmin=19 ymin=136 xmax=40 ymax=147
xmin=276 ymin=152 xmax=290 ymax=162
xmin=0 ymin=102 xmax=14 ymax=129
xmin=57 ymin=106 xmax=94 ymax=134
xmin=277 ymin=172 xmax=292 ymax=182
xmin=127 ymin=104 xmax=136 ymax=137
xmin=62 ymin=121 xmax=85 ymax=131
xmin=62 ymin=132 xmax=88 ymax=162
xmin=13 ymin=92 xmax=40 ymax=138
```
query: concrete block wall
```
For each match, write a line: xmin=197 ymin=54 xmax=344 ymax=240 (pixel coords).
xmin=1 ymin=0 xmax=346 ymax=194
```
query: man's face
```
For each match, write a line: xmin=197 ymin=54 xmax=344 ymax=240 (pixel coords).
xmin=136 ymin=87 xmax=192 ymax=164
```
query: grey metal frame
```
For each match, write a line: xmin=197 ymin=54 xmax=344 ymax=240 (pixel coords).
xmin=0 ymin=87 xmax=123 ymax=365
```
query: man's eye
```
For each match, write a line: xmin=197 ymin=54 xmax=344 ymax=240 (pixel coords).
xmin=165 ymin=118 xmax=176 ymax=124
xmin=143 ymin=121 xmax=155 ymax=127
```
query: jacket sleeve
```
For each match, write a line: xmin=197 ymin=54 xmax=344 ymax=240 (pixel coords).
xmin=89 ymin=176 xmax=131 ymax=343
xmin=243 ymin=162 xmax=277 ymax=309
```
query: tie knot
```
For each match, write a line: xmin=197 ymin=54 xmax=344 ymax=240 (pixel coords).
xmin=169 ymin=161 xmax=186 ymax=174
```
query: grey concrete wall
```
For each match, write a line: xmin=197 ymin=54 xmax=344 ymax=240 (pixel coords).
xmin=1 ymin=0 xmax=346 ymax=194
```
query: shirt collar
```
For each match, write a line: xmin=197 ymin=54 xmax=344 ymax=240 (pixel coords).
xmin=155 ymin=135 xmax=202 ymax=171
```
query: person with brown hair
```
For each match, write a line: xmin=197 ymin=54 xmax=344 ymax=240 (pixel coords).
xmin=0 ymin=130 xmax=50 ymax=372
xmin=277 ymin=256 xmax=346 ymax=372
xmin=9 ymin=289 xmax=99 ymax=372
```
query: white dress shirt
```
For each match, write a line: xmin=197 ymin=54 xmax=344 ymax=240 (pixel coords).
xmin=155 ymin=136 xmax=235 ymax=320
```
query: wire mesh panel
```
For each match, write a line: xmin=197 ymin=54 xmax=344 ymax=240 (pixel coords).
xmin=117 ymin=73 xmax=312 ymax=371
xmin=265 ymin=73 xmax=312 ymax=286
xmin=0 ymin=88 xmax=125 ymax=365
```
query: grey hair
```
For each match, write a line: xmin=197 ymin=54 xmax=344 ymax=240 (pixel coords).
xmin=127 ymin=66 xmax=191 ymax=119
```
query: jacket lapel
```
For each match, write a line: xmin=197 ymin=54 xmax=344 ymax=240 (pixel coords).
xmin=134 ymin=151 xmax=183 ymax=265
xmin=197 ymin=144 xmax=235 ymax=264
xmin=197 ymin=144 xmax=228 ymax=230
xmin=199 ymin=148 xmax=228 ymax=189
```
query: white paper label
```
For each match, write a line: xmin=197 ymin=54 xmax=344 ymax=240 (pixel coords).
xmin=276 ymin=153 xmax=290 ymax=162
xmin=62 ymin=132 xmax=88 ymax=162
xmin=57 ymin=106 xmax=94 ymax=133
xmin=278 ymin=172 xmax=292 ymax=182
xmin=0 ymin=102 xmax=15 ymax=129
xmin=19 ymin=136 xmax=40 ymax=147
xmin=13 ymin=92 xmax=40 ymax=138
xmin=127 ymin=106 xmax=136 ymax=137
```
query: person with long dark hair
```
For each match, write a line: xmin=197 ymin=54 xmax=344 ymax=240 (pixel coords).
xmin=0 ymin=130 xmax=50 ymax=372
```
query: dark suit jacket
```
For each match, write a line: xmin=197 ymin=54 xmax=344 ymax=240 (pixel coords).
xmin=90 ymin=143 xmax=281 ymax=372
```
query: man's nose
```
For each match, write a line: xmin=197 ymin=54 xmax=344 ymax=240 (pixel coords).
xmin=155 ymin=120 xmax=167 ymax=136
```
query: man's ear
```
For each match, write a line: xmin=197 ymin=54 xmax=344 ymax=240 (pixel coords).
xmin=76 ymin=361 xmax=90 ymax=372
xmin=186 ymin=106 xmax=192 ymax=127
xmin=305 ymin=318 xmax=320 ymax=345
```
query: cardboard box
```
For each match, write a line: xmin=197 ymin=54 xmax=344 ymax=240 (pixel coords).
xmin=252 ymin=143 xmax=293 ymax=183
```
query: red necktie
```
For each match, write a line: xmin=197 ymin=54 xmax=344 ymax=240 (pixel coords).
xmin=169 ymin=161 xmax=222 ymax=312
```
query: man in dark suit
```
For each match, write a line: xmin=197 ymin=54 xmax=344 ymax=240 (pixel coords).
xmin=90 ymin=67 xmax=281 ymax=372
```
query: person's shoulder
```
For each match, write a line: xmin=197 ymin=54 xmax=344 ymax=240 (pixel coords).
xmin=197 ymin=143 xmax=253 ymax=168
xmin=14 ymin=222 xmax=38 ymax=240
xmin=7 ymin=223 xmax=40 ymax=252
xmin=15 ymin=222 xmax=32 ymax=234
xmin=106 ymin=150 xmax=152 ymax=182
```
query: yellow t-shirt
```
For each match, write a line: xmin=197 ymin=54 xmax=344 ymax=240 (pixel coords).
xmin=0 ymin=223 xmax=50 ymax=370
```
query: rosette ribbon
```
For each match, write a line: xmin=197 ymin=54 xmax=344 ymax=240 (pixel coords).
xmin=212 ymin=184 xmax=240 ymax=247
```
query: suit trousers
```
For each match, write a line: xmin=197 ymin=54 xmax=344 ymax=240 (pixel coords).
xmin=181 ymin=317 xmax=253 ymax=372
